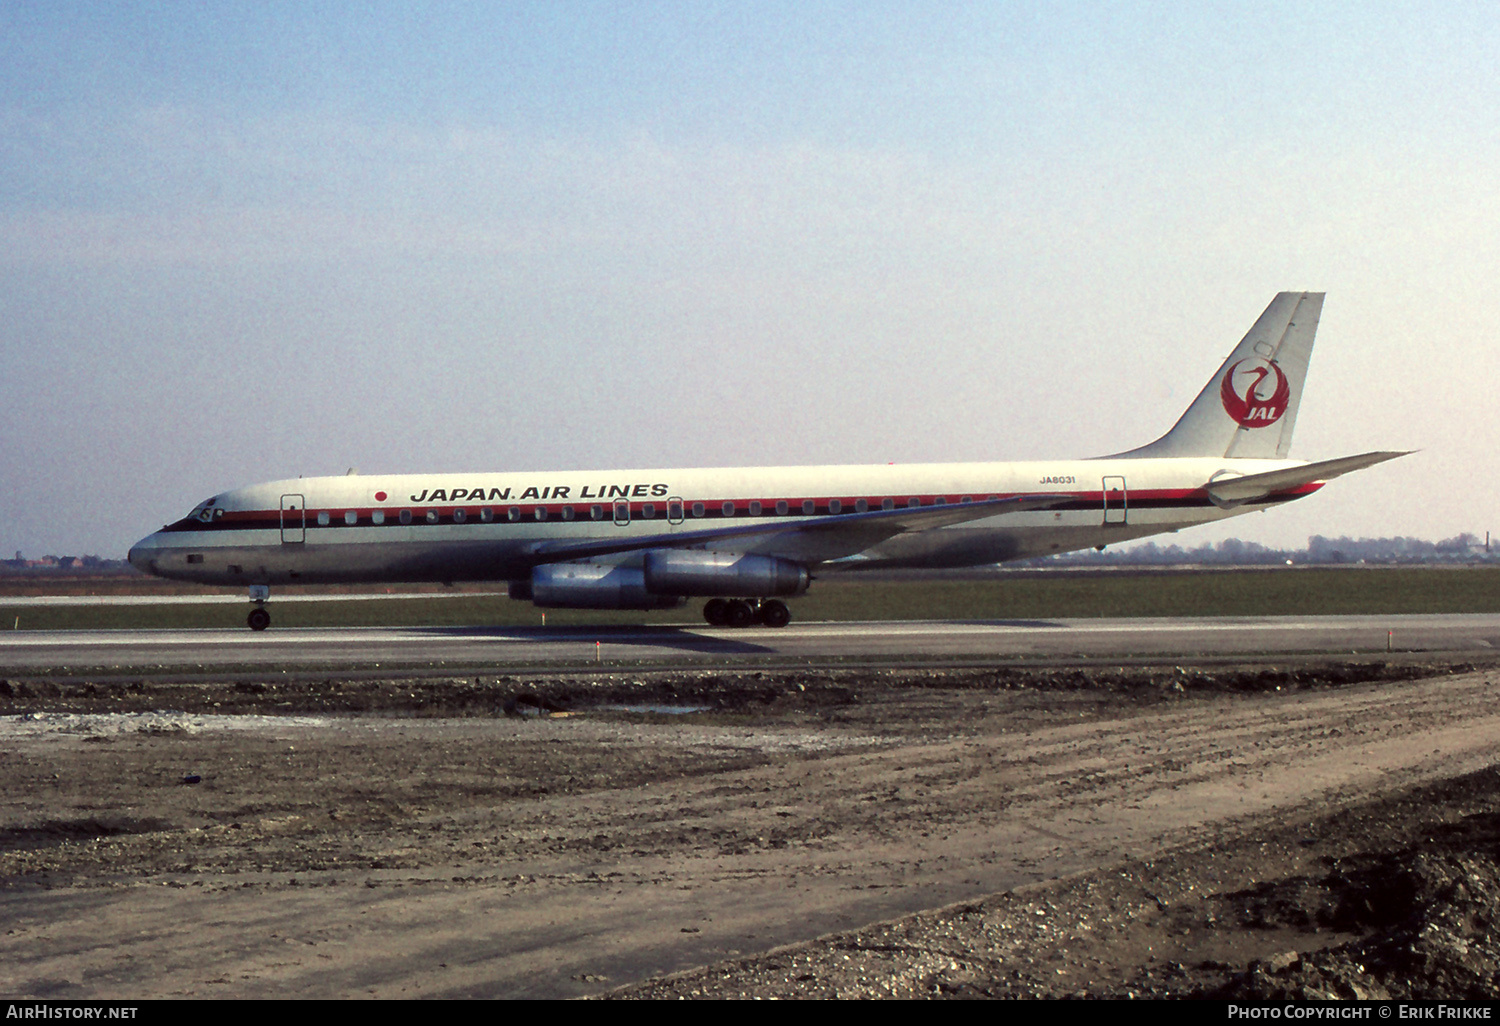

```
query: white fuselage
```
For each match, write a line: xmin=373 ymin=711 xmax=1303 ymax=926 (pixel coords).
xmin=127 ymin=456 xmax=1316 ymax=588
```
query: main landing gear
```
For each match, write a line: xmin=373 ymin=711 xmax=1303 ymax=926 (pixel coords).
xmin=703 ymin=597 xmax=791 ymax=629
xmin=247 ymin=585 xmax=271 ymax=631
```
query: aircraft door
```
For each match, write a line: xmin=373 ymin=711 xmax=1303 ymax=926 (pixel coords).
xmin=613 ymin=500 xmax=631 ymax=527
xmin=281 ymin=494 xmax=306 ymax=544
xmin=1102 ymin=476 xmax=1127 ymax=525
xmin=667 ymin=496 xmax=685 ymax=525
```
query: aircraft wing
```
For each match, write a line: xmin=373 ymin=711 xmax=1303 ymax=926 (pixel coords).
xmin=526 ymin=494 xmax=1068 ymax=566
xmin=1206 ymin=450 xmax=1411 ymax=508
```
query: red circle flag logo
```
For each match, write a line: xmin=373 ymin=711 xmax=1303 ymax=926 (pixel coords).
xmin=1220 ymin=358 xmax=1290 ymax=428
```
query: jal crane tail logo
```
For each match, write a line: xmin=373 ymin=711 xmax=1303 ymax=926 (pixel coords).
xmin=1220 ymin=358 xmax=1290 ymax=428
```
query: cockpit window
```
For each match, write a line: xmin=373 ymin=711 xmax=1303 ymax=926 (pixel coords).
xmin=189 ymin=496 xmax=221 ymax=523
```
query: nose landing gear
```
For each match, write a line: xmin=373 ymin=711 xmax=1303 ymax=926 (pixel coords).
xmin=247 ymin=585 xmax=271 ymax=631
xmin=703 ymin=597 xmax=791 ymax=628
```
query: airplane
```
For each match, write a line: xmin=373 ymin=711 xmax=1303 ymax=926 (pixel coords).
xmin=128 ymin=292 xmax=1406 ymax=631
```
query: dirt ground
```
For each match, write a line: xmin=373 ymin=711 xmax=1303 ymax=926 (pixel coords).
xmin=2 ymin=660 xmax=1499 ymax=999
xmin=614 ymin=751 xmax=1500 ymax=999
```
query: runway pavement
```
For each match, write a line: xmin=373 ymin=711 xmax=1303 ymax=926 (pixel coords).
xmin=2 ymin=613 xmax=1498 ymax=673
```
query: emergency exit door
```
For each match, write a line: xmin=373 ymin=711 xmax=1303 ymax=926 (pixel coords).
xmin=1102 ymin=477 xmax=1127 ymax=525
xmin=280 ymin=494 xmax=306 ymax=544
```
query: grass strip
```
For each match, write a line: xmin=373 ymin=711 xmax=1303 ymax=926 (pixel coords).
xmin=3 ymin=567 xmax=1498 ymax=631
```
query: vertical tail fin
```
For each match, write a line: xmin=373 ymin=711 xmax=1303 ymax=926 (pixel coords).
xmin=1112 ymin=292 xmax=1323 ymax=460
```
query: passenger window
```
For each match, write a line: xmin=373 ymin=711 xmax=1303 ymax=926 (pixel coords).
xmin=562 ymin=506 xmax=575 ymax=521
xmin=775 ymin=500 xmax=788 ymax=515
xmin=882 ymin=498 xmax=894 ymax=511
xmin=591 ymin=504 xmax=603 ymax=520
xmin=801 ymin=499 xmax=815 ymax=515
xmin=345 ymin=510 xmax=358 ymax=525
xmin=691 ymin=502 xmax=704 ymax=518
xmin=534 ymin=507 xmax=547 ymax=521
xmin=480 ymin=508 xmax=493 ymax=523
xmin=750 ymin=501 xmax=762 ymax=516
xmin=642 ymin=503 xmax=656 ymax=519
xmin=960 ymin=495 xmax=972 ymax=504
xmin=426 ymin=510 xmax=439 ymax=523
xmin=508 ymin=506 xmax=521 ymax=522
xmin=933 ymin=496 xmax=946 ymax=506
xmin=317 ymin=511 xmax=331 ymax=526
xmin=453 ymin=509 xmax=467 ymax=523
xmin=722 ymin=501 xmax=735 ymax=517
xmin=856 ymin=499 xmax=868 ymax=513
xmin=399 ymin=510 xmax=413 ymax=524
xmin=372 ymin=511 xmax=386 ymax=525
xmin=908 ymin=497 xmax=921 ymax=508
xmin=828 ymin=499 xmax=842 ymax=514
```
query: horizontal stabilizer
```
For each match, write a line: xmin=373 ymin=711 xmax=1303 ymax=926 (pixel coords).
xmin=1206 ymin=451 xmax=1411 ymax=508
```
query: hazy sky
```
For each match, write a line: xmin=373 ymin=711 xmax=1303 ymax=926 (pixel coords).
xmin=3 ymin=2 xmax=1496 ymax=558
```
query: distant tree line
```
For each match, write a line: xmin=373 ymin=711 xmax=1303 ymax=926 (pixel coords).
xmin=1032 ymin=533 xmax=1494 ymax=567
xmin=2 ymin=554 xmax=127 ymax=572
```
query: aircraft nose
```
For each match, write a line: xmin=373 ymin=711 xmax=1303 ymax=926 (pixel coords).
xmin=127 ymin=535 xmax=159 ymax=574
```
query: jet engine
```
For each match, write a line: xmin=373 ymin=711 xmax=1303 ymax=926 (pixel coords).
xmin=526 ymin=562 xmax=685 ymax=610
xmin=642 ymin=550 xmax=808 ymax=597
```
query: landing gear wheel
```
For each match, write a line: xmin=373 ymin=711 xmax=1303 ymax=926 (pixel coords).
xmin=247 ymin=607 xmax=271 ymax=631
xmin=725 ymin=599 xmax=755 ymax=629
xmin=703 ymin=598 xmax=729 ymax=627
xmin=758 ymin=599 xmax=791 ymax=628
